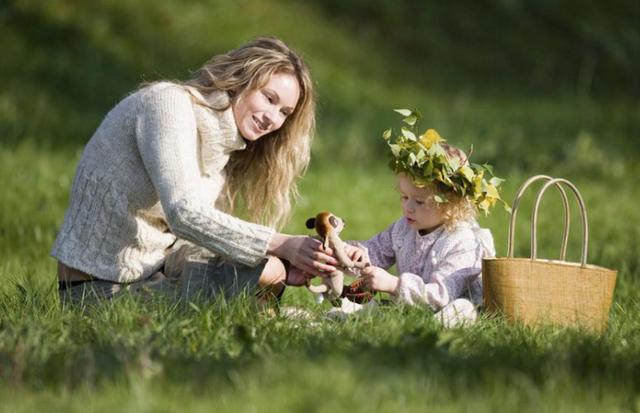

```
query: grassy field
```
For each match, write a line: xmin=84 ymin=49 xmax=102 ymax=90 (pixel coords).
xmin=2 ymin=0 xmax=640 ymax=411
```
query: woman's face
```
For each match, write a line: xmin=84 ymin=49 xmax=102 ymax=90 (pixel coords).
xmin=232 ymin=72 xmax=300 ymax=141
xmin=398 ymin=174 xmax=444 ymax=233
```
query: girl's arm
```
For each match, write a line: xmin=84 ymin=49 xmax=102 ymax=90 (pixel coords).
xmin=349 ymin=221 xmax=398 ymax=270
xmin=395 ymin=233 xmax=486 ymax=311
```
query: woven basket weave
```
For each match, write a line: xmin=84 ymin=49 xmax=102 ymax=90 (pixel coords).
xmin=482 ymin=175 xmax=617 ymax=333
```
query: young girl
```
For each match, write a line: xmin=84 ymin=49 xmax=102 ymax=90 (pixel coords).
xmin=348 ymin=123 xmax=505 ymax=326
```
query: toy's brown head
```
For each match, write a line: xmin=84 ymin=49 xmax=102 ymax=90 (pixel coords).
xmin=305 ymin=211 xmax=346 ymax=238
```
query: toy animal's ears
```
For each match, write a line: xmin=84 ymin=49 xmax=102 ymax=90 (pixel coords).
xmin=305 ymin=217 xmax=316 ymax=229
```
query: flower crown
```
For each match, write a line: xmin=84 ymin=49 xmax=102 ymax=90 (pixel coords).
xmin=383 ymin=109 xmax=510 ymax=215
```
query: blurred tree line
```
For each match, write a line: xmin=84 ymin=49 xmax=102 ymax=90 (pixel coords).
xmin=311 ymin=0 xmax=640 ymax=96
xmin=1 ymin=0 xmax=638 ymax=165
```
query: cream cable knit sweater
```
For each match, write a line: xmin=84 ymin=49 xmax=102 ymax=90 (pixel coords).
xmin=52 ymin=82 xmax=275 ymax=283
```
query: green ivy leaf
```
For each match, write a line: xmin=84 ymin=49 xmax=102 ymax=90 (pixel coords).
xmin=423 ymin=160 xmax=433 ymax=177
xmin=482 ymin=163 xmax=494 ymax=175
xmin=448 ymin=157 xmax=460 ymax=171
xmin=401 ymin=128 xmax=417 ymax=141
xmin=459 ymin=165 xmax=475 ymax=181
xmin=428 ymin=143 xmax=446 ymax=158
xmin=485 ymin=184 xmax=500 ymax=198
xmin=434 ymin=194 xmax=448 ymax=203
xmin=394 ymin=108 xmax=413 ymax=117
xmin=403 ymin=115 xmax=418 ymax=126
xmin=389 ymin=144 xmax=401 ymax=156
xmin=489 ymin=176 xmax=505 ymax=187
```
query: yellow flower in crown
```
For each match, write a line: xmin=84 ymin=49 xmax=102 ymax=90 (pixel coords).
xmin=383 ymin=108 xmax=510 ymax=215
xmin=419 ymin=129 xmax=444 ymax=150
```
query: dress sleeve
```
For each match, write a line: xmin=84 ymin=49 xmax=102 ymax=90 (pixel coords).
xmin=395 ymin=232 xmax=484 ymax=311
xmin=134 ymin=85 xmax=274 ymax=266
xmin=350 ymin=221 xmax=397 ymax=270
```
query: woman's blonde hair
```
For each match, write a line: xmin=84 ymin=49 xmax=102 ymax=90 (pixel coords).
xmin=183 ymin=37 xmax=315 ymax=229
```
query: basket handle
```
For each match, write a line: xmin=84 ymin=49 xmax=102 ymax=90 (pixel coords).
xmin=531 ymin=178 xmax=589 ymax=267
xmin=507 ymin=175 xmax=571 ymax=260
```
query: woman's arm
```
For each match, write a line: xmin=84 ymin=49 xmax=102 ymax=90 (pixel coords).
xmin=267 ymin=233 xmax=337 ymax=277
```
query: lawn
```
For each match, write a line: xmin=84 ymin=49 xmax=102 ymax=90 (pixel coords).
xmin=1 ymin=0 xmax=639 ymax=411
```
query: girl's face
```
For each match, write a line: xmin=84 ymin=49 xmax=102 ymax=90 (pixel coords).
xmin=232 ymin=72 xmax=300 ymax=141
xmin=398 ymin=174 xmax=444 ymax=233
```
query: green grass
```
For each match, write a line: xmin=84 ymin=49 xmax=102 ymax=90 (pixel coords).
xmin=2 ymin=142 xmax=640 ymax=411
xmin=2 ymin=0 xmax=640 ymax=411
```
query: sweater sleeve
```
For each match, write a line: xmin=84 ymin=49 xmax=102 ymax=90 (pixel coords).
xmin=350 ymin=221 xmax=397 ymax=270
xmin=134 ymin=85 xmax=274 ymax=266
xmin=395 ymin=232 xmax=485 ymax=311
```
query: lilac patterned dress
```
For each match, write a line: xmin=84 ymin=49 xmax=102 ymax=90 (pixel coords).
xmin=353 ymin=218 xmax=495 ymax=311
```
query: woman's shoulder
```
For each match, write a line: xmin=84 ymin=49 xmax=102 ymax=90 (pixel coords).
xmin=141 ymin=81 xmax=184 ymax=92
xmin=128 ymin=82 xmax=205 ymax=121
xmin=140 ymin=82 xmax=229 ymax=106
xmin=136 ymin=81 xmax=192 ymax=101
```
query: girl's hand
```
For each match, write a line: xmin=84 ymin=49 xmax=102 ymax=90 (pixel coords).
xmin=344 ymin=244 xmax=366 ymax=264
xmin=268 ymin=233 xmax=338 ymax=278
xmin=361 ymin=265 xmax=400 ymax=294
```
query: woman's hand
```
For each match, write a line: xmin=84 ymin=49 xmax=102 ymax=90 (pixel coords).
xmin=284 ymin=266 xmax=312 ymax=286
xmin=361 ymin=265 xmax=399 ymax=294
xmin=268 ymin=233 xmax=338 ymax=278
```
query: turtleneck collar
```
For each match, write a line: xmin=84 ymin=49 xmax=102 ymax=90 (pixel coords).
xmin=183 ymin=87 xmax=246 ymax=177
xmin=186 ymin=87 xmax=246 ymax=149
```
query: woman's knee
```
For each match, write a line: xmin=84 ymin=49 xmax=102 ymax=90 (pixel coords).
xmin=258 ymin=256 xmax=286 ymax=287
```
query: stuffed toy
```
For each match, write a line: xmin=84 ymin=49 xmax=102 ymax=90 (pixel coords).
xmin=304 ymin=211 xmax=369 ymax=301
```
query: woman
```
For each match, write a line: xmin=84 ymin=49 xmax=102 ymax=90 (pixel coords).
xmin=52 ymin=37 xmax=337 ymax=303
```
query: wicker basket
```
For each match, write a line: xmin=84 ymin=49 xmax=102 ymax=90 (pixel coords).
xmin=482 ymin=175 xmax=617 ymax=333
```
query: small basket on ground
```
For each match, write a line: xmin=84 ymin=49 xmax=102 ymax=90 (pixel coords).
xmin=482 ymin=175 xmax=617 ymax=333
